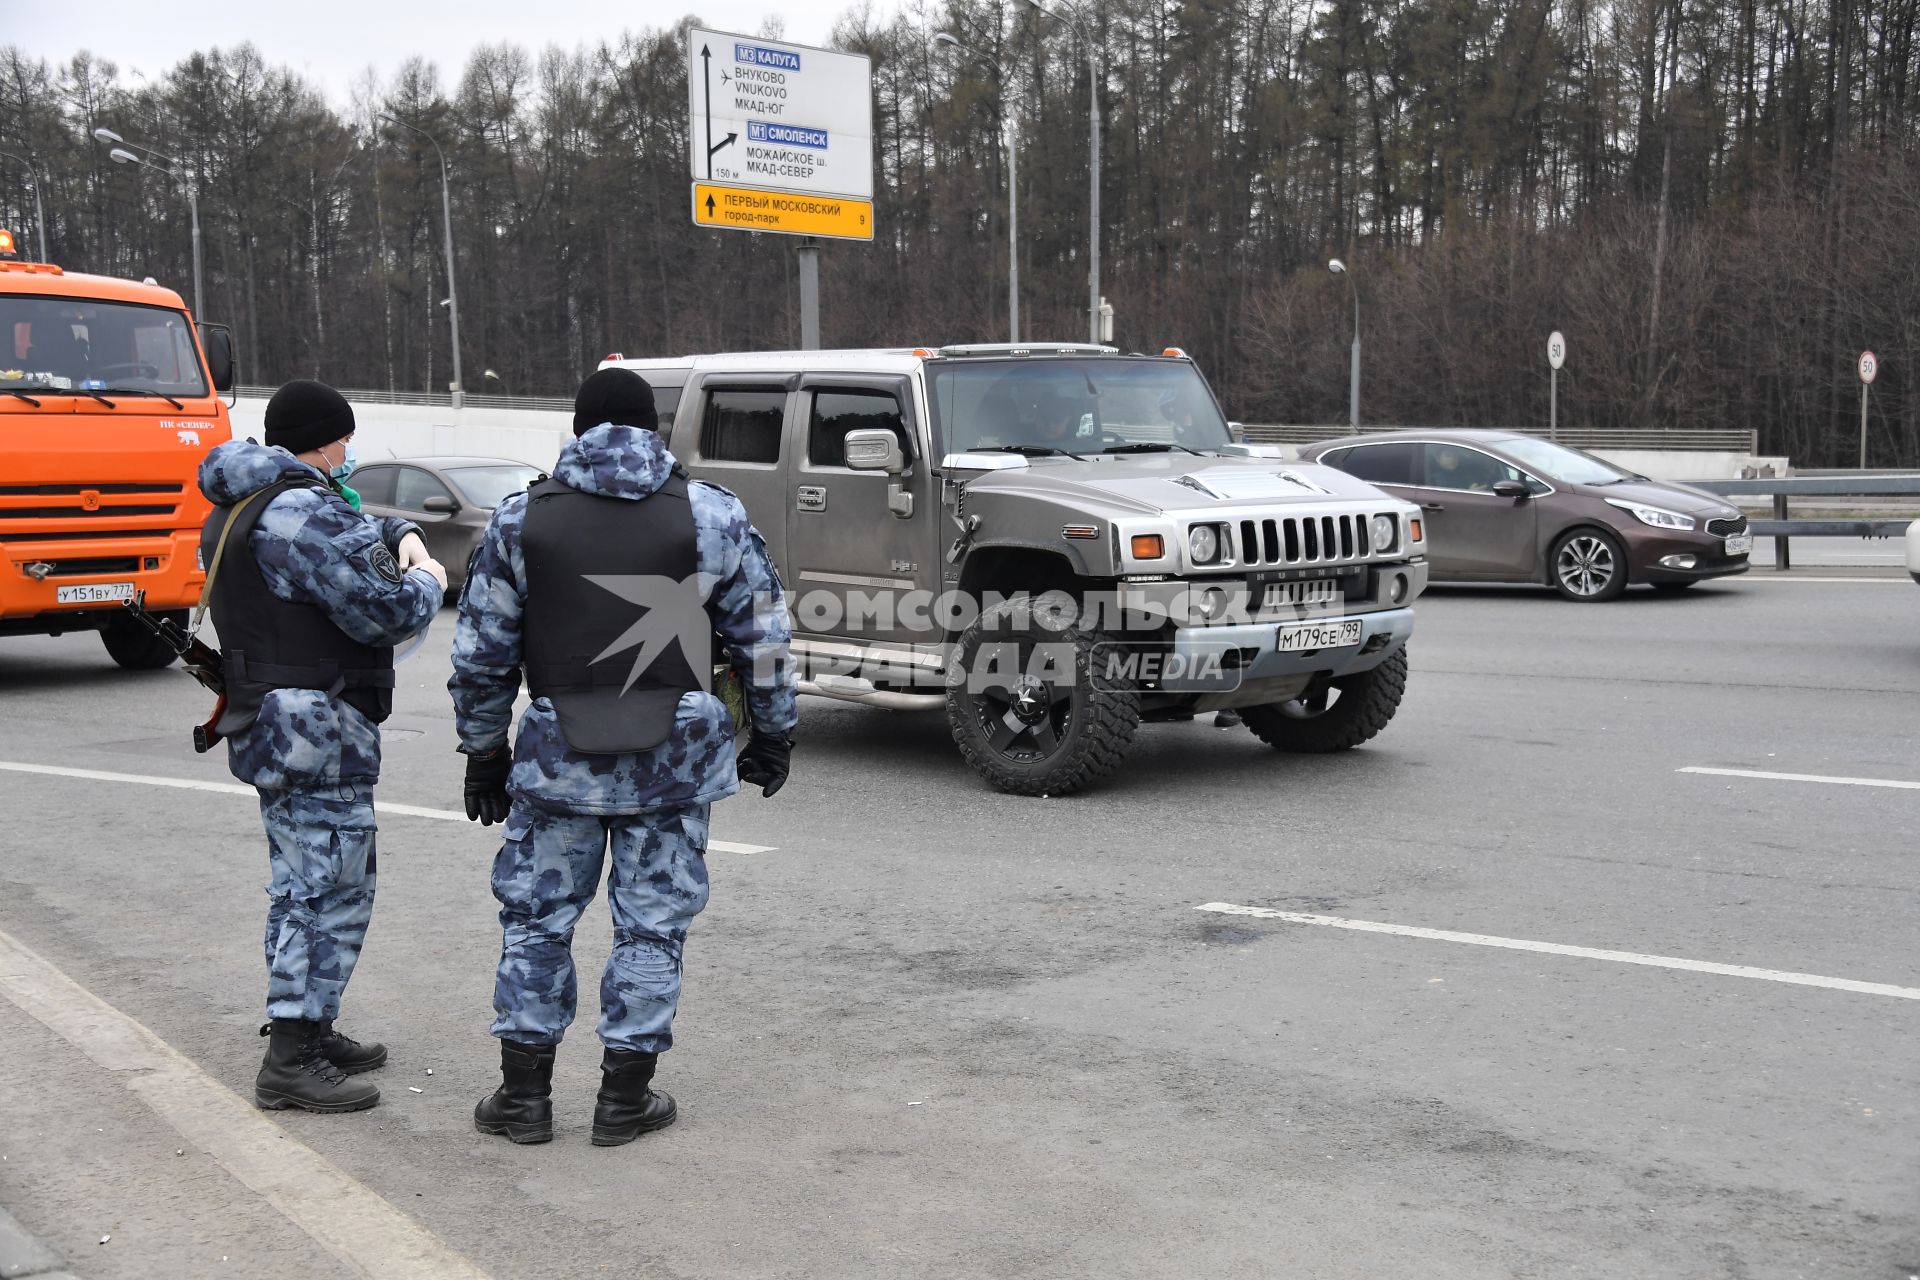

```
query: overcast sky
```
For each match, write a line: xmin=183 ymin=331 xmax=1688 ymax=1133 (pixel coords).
xmin=11 ymin=1 xmax=906 ymax=104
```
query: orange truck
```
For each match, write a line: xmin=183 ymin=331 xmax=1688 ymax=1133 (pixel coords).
xmin=0 ymin=228 xmax=235 ymax=667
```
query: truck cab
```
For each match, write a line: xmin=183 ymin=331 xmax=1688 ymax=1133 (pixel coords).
xmin=605 ymin=344 xmax=1427 ymax=794
xmin=0 ymin=251 xmax=234 ymax=667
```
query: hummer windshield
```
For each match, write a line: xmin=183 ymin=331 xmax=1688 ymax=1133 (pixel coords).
xmin=930 ymin=358 xmax=1232 ymax=456
xmin=1 ymin=295 xmax=208 ymax=400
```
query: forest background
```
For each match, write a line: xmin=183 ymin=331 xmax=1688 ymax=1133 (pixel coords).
xmin=4 ymin=0 xmax=1916 ymax=464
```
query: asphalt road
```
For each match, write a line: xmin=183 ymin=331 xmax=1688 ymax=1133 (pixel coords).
xmin=1 ymin=571 xmax=1917 ymax=1279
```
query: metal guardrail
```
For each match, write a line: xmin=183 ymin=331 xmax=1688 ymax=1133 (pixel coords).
xmin=1240 ymin=424 xmax=1761 ymax=452
xmin=1685 ymin=475 xmax=1920 ymax=569
xmin=235 ymin=385 xmax=574 ymax=413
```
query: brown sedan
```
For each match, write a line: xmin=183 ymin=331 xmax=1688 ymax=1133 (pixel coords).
xmin=1301 ymin=430 xmax=1751 ymax=601
xmin=352 ymin=456 xmax=544 ymax=594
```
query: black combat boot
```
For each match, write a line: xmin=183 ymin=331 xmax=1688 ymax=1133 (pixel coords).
xmin=473 ymin=1040 xmax=556 ymax=1145
xmin=254 ymin=1018 xmax=381 ymax=1113
xmin=259 ymin=1020 xmax=387 ymax=1074
xmin=591 ymin=1047 xmax=677 ymax=1147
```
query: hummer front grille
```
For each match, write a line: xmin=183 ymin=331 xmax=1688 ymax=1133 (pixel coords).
xmin=1236 ymin=513 xmax=1370 ymax=567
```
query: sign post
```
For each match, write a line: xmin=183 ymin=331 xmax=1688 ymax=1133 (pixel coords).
xmin=1547 ymin=330 xmax=1566 ymax=441
xmin=1858 ymin=350 xmax=1877 ymax=468
xmin=687 ymin=29 xmax=874 ymax=350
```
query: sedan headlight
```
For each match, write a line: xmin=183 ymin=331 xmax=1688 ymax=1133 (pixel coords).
xmin=1371 ymin=514 xmax=1397 ymax=552
xmin=1604 ymin=498 xmax=1695 ymax=530
xmin=1188 ymin=523 xmax=1223 ymax=565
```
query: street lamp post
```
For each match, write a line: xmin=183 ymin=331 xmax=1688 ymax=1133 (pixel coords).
xmin=1025 ymin=0 xmax=1100 ymax=345
xmin=0 ymin=150 xmax=49 ymax=264
xmin=933 ymin=32 xmax=1019 ymax=343
xmin=94 ymin=128 xmax=201 ymax=318
xmin=381 ymin=115 xmax=463 ymax=408
xmin=1329 ymin=258 xmax=1360 ymax=431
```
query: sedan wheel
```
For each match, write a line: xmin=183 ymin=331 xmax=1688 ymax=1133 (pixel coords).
xmin=1551 ymin=529 xmax=1628 ymax=601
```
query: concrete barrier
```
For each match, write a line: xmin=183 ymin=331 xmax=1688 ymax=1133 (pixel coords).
xmin=231 ymin=397 xmax=574 ymax=470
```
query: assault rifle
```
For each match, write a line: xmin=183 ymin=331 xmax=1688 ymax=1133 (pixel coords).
xmin=122 ymin=595 xmax=227 ymax=752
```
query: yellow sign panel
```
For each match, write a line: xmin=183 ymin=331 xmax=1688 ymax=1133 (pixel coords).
xmin=692 ymin=183 xmax=874 ymax=241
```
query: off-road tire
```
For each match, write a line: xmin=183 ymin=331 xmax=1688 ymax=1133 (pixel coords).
xmin=945 ymin=596 xmax=1140 ymax=796
xmin=1241 ymin=647 xmax=1408 ymax=753
xmin=100 ymin=610 xmax=182 ymax=670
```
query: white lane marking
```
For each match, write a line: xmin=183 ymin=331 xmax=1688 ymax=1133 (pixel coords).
xmin=0 ymin=761 xmax=778 ymax=853
xmin=1737 ymin=575 xmax=1908 ymax=583
xmin=1195 ymin=903 xmax=1920 ymax=1001
xmin=0 ymin=926 xmax=494 ymax=1280
xmin=1679 ymin=766 xmax=1920 ymax=792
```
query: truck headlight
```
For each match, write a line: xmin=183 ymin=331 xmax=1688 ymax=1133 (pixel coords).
xmin=1604 ymin=498 xmax=1694 ymax=530
xmin=1188 ymin=523 xmax=1223 ymax=565
xmin=1371 ymin=514 xmax=1397 ymax=552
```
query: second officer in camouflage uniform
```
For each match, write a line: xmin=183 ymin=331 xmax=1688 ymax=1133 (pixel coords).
xmin=198 ymin=380 xmax=446 ymax=1114
xmin=450 ymin=367 xmax=796 ymax=1146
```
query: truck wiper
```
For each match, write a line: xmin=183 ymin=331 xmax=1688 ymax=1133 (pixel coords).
xmin=100 ymin=386 xmax=186 ymax=409
xmin=17 ymin=386 xmax=117 ymax=407
xmin=2 ymin=388 xmax=42 ymax=406
xmin=1104 ymin=442 xmax=1206 ymax=456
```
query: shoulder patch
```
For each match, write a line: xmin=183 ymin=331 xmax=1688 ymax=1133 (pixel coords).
xmin=368 ymin=544 xmax=404 ymax=584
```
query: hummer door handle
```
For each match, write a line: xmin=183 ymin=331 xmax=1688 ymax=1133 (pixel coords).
xmin=797 ymin=486 xmax=827 ymax=512
xmin=1422 ymin=502 xmax=1445 ymax=511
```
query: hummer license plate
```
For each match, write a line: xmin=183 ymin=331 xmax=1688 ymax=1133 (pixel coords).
xmin=1277 ymin=618 xmax=1363 ymax=652
xmin=56 ymin=581 xmax=136 ymax=605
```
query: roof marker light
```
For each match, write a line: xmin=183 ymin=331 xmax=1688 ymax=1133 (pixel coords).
xmin=1162 ymin=347 xmax=1188 ymax=358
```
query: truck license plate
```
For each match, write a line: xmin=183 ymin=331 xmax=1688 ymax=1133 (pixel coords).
xmin=1278 ymin=618 xmax=1363 ymax=652
xmin=1724 ymin=533 xmax=1753 ymax=556
xmin=55 ymin=581 xmax=135 ymax=605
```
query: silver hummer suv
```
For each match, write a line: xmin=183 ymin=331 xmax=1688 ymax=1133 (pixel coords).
xmin=605 ymin=344 xmax=1428 ymax=795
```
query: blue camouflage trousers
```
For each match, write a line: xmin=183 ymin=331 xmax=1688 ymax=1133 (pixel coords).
xmin=490 ymin=800 xmax=711 ymax=1054
xmin=259 ymin=784 xmax=377 ymax=1021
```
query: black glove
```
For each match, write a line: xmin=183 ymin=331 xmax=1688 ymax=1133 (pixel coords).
xmin=736 ymin=733 xmax=792 ymax=798
xmin=463 ymin=747 xmax=512 ymax=825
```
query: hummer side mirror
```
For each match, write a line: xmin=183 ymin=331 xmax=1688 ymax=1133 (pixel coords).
xmin=844 ymin=428 xmax=906 ymax=474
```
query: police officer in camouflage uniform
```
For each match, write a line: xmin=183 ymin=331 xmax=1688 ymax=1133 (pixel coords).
xmin=197 ymin=380 xmax=446 ymax=1114
xmin=450 ymin=368 xmax=796 ymax=1147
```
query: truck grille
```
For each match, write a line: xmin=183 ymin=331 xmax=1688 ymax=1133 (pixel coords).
xmin=1236 ymin=514 xmax=1370 ymax=567
xmin=1705 ymin=515 xmax=1748 ymax=536
xmin=0 ymin=482 xmax=184 ymax=529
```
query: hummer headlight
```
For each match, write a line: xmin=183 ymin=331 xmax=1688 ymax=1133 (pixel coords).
xmin=1371 ymin=514 xmax=1397 ymax=553
xmin=1188 ymin=524 xmax=1222 ymax=565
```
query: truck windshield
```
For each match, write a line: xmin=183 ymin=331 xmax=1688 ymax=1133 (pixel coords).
xmin=931 ymin=358 xmax=1232 ymax=455
xmin=1 ymin=295 xmax=208 ymax=400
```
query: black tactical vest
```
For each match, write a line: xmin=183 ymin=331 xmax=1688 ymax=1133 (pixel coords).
xmin=521 ymin=472 xmax=707 ymax=754
xmin=200 ymin=477 xmax=397 ymax=736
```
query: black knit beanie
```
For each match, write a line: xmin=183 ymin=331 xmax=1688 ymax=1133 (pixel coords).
xmin=264 ymin=380 xmax=355 ymax=456
xmin=573 ymin=368 xmax=658 ymax=436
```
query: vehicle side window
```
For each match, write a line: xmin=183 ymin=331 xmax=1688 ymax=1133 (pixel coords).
xmin=1332 ymin=442 xmax=1417 ymax=486
xmin=393 ymin=466 xmax=453 ymax=510
xmin=1423 ymin=443 xmax=1518 ymax=493
xmin=653 ymin=386 xmax=682 ymax=420
xmin=353 ymin=466 xmax=397 ymax=506
xmin=700 ymin=388 xmax=785 ymax=465
xmin=1319 ymin=448 xmax=1350 ymax=469
xmin=808 ymin=389 xmax=912 ymax=468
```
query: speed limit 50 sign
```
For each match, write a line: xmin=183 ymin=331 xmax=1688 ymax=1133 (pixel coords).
xmin=1859 ymin=350 xmax=1878 ymax=384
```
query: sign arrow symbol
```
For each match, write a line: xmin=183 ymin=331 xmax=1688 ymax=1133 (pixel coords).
xmin=708 ymin=131 xmax=737 ymax=161
xmin=701 ymin=44 xmax=714 ymax=179
xmin=705 ymin=193 xmax=716 ymax=216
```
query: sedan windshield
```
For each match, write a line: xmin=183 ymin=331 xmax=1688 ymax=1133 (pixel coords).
xmin=1499 ymin=437 xmax=1634 ymax=485
xmin=446 ymin=464 xmax=542 ymax=509
xmin=931 ymin=358 xmax=1233 ymax=455
xmin=1 ymin=295 xmax=208 ymax=398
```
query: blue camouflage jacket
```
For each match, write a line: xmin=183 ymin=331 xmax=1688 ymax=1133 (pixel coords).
xmin=449 ymin=424 xmax=797 ymax=816
xmin=198 ymin=442 xmax=443 ymax=788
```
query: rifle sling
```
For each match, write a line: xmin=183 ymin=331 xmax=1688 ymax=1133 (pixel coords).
xmin=192 ymin=484 xmax=277 ymax=634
